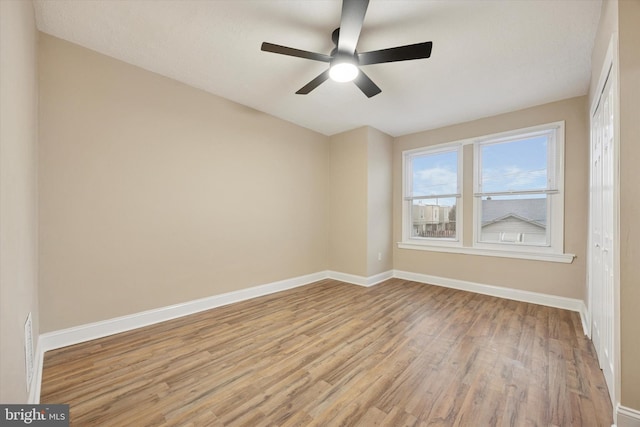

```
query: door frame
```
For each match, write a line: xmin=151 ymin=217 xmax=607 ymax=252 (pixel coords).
xmin=588 ymin=33 xmax=620 ymax=416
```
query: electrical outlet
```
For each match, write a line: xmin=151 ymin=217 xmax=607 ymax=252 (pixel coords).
xmin=24 ymin=312 xmax=34 ymax=391
xmin=378 ymin=252 xmax=382 ymax=261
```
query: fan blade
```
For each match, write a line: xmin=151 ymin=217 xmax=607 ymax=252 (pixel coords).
xmin=261 ymin=42 xmax=332 ymax=62
xmin=358 ymin=42 xmax=433 ymax=65
xmin=296 ymin=69 xmax=331 ymax=94
xmin=353 ymin=69 xmax=381 ymax=98
xmin=337 ymin=0 xmax=369 ymax=55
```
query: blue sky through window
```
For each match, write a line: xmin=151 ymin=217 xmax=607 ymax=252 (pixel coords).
xmin=411 ymin=150 xmax=457 ymax=197
xmin=480 ymin=136 xmax=548 ymax=193
xmin=411 ymin=135 xmax=548 ymax=199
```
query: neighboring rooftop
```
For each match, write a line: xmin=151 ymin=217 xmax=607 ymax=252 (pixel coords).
xmin=482 ymin=198 xmax=546 ymax=225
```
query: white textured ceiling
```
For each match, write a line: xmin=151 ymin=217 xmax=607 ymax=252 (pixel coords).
xmin=33 ymin=0 xmax=601 ymax=137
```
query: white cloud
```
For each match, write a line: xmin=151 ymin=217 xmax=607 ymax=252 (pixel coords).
xmin=482 ymin=166 xmax=547 ymax=192
xmin=413 ymin=167 xmax=458 ymax=196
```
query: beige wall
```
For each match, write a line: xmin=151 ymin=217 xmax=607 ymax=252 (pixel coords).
xmin=617 ymin=0 xmax=640 ymax=412
xmin=590 ymin=0 xmax=618 ymax=106
xmin=366 ymin=128 xmax=393 ymax=276
xmin=0 ymin=0 xmax=40 ymax=403
xmin=38 ymin=34 xmax=329 ymax=332
xmin=393 ymin=97 xmax=589 ymax=300
xmin=328 ymin=127 xmax=369 ymax=276
xmin=328 ymin=126 xmax=393 ymax=278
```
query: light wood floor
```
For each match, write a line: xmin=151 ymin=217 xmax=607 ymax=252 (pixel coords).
xmin=41 ymin=279 xmax=613 ymax=426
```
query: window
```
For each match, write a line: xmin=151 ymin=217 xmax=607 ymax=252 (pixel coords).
xmin=474 ymin=124 xmax=564 ymax=254
xmin=403 ymin=145 xmax=462 ymax=244
xmin=400 ymin=122 xmax=570 ymax=262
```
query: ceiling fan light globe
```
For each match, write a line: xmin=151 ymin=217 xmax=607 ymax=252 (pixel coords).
xmin=329 ymin=62 xmax=359 ymax=82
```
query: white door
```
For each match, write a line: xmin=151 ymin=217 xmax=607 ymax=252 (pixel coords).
xmin=589 ymin=64 xmax=615 ymax=400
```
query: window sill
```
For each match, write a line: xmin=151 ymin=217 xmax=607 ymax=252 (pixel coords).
xmin=397 ymin=242 xmax=575 ymax=264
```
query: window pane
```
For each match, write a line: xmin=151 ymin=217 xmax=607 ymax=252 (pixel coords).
xmin=411 ymin=197 xmax=457 ymax=239
xmin=479 ymin=195 xmax=548 ymax=245
xmin=411 ymin=150 xmax=457 ymax=197
xmin=480 ymin=136 xmax=548 ymax=193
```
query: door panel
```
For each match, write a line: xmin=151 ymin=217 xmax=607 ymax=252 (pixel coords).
xmin=590 ymin=68 xmax=615 ymax=400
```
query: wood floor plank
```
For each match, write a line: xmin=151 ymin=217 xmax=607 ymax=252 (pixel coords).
xmin=40 ymin=279 xmax=613 ymax=426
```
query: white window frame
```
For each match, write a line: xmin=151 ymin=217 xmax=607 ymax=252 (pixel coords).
xmin=398 ymin=122 xmax=574 ymax=264
xmin=402 ymin=142 xmax=464 ymax=248
xmin=472 ymin=121 xmax=565 ymax=255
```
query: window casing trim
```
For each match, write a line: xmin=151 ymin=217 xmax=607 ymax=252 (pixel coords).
xmin=397 ymin=242 xmax=575 ymax=263
xmin=472 ymin=121 xmax=565 ymax=254
xmin=400 ymin=121 xmax=570 ymax=262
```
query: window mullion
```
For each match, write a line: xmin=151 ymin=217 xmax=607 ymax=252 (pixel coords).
xmin=405 ymin=193 xmax=461 ymax=201
xmin=473 ymin=189 xmax=559 ymax=198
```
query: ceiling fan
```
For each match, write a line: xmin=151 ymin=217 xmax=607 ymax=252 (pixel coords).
xmin=260 ymin=0 xmax=433 ymax=98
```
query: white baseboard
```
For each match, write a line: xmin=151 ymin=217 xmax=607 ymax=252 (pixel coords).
xmin=393 ymin=270 xmax=586 ymax=315
xmin=367 ymin=270 xmax=394 ymax=286
xmin=38 ymin=268 xmax=585 ymax=353
xmin=32 ymin=268 xmax=592 ymax=405
xmin=39 ymin=271 xmax=327 ymax=354
xmin=327 ymin=270 xmax=393 ymax=287
xmin=33 ymin=269 xmax=394 ymax=403
xmin=617 ymin=404 xmax=640 ymax=427
xmin=27 ymin=341 xmax=43 ymax=404
xmin=579 ymin=301 xmax=590 ymax=336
